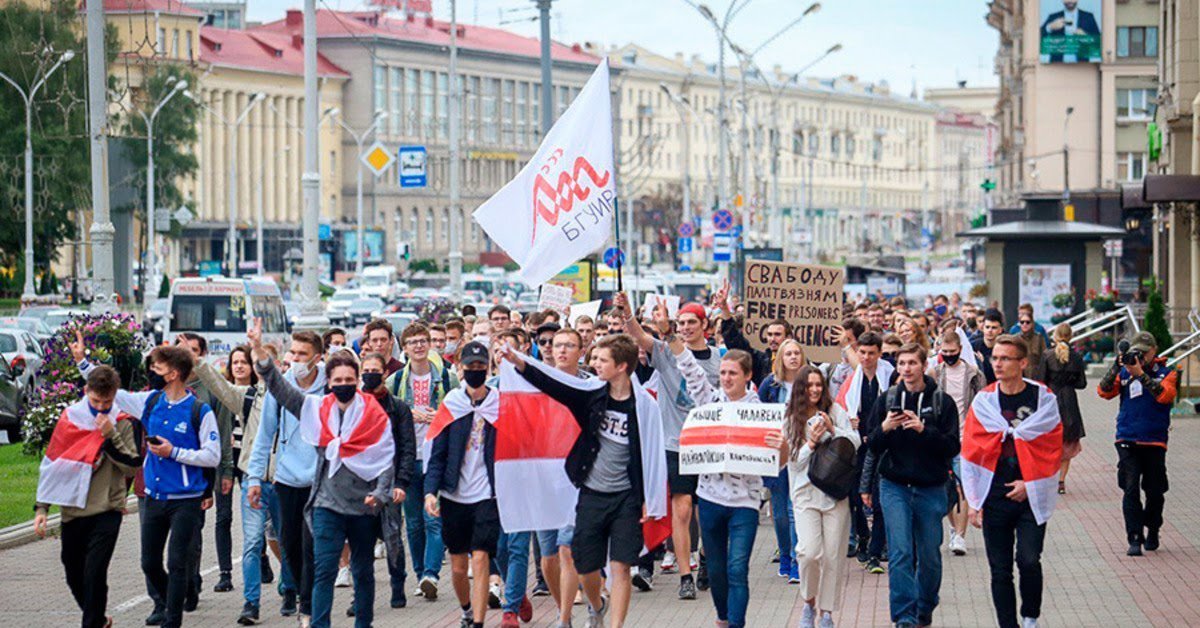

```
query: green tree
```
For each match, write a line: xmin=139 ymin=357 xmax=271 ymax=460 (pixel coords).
xmin=0 ymin=0 xmax=105 ymax=277
xmin=1143 ymin=280 xmax=1173 ymax=354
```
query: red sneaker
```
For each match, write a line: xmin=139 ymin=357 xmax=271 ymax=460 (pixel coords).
xmin=501 ymin=611 xmax=520 ymax=628
xmin=519 ymin=596 xmax=533 ymax=622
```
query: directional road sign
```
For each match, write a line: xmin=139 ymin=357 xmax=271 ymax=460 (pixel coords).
xmin=362 ymin=141 xmax=395 ymax=176
xmin=713 ymin=233 xmax=733 ymax=262
xmin=603 ymin=246 xmax=625 ymax=269
xmin=174 ymin=206 xmax=194 ymax=225
xmin=712 ymin=209 xmax=734 ymax=232
xmin=677 ymin=237 xmax=693 ymax=253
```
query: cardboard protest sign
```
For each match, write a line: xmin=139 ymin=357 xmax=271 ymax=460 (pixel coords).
xmin=537 ymin=283 xmax=574 ymax=318
xmin=569 ymin=300 xmax=601 ymax=326
xmin=742 ymin=260 xmax=844 ymax=363
xmin=678 ymin=402 xmax=786 ymax=476
xmin=641 ymin=293 xmax=681 ymax=320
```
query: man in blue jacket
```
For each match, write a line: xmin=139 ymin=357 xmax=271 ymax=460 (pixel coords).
xmin=246 ymin=330 xmax=326 ymax=623
xmin=73 ymin=341 xmax=220 ymax=628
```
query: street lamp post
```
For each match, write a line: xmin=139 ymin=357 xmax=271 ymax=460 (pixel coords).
xmin=0 ymin=50 xmax=75 ymax=301
xmin=661 ymin=83 xmax=693 ymax=267
xmin=1063 ymin=106 xmax=1074 ymax=205
xmin=138 ymin=77 xmax=188 ymax=306
xmin=331 ymin=108 xmax=386 ymax=277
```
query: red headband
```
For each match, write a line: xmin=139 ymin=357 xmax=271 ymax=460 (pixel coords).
xmin=678 ymin=302 xmax=708 ymax=322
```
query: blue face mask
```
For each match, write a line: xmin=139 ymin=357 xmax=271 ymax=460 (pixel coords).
xmin=935 ymin=304 xmax=948 ymax=317
xmin=87 ymin=402 xmax=110 ymax=417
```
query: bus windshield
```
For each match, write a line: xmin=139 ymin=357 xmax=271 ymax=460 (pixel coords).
xmin=251 ymin=295 xmax=288 ymax=333
xmin=170 ymin=295 xmax=248 ymax=333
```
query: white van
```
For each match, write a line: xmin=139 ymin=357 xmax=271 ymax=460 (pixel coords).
xmin=359 ymin=265 xmax=398 ymax=301
xmin=165 ymin=276 xmax=290 ymax=360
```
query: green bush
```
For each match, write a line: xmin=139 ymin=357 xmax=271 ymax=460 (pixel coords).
xmin=410 ymin=259 xmax=440 ymax=273
xmin=158 ymin=274 xmax=170 ymax=298
xmin=1143 ymin=281 xmax=1173 ymax=353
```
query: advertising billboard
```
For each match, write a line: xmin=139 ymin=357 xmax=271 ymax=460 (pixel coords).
xmin=342 ymin=229 xmax=385 ymax=264
xmin=1039 ymin=0 xmax=1102 ymax=63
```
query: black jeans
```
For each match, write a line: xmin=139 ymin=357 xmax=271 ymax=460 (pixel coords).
xmin=981 ymin=494 xmax=1046 ymax=628
xmin=866 ymin=483 xmax=887 ymax=560
xmin=215 ymin=481 xmax=234 ymax=574
xmin=61 ymin=510 xmax=123 ymax=628
xmin=276 ymin=483 xmax=314 ymax=615
xmin=1116 ymin=442 xmax=1168 ymax=543
xmin=141 ymin=497 xmax=203 ymax=628
xmin=187 ymin=509 xmax=206 ymax=597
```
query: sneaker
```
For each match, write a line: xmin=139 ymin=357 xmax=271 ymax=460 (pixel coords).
xmin=299 ymin=614 xmax=311 ymax=628
xmin=237 ymin=601 xmax=260 ymax=625
xmin=778 ymin=553 xmax=792 ymax=578
xmin=632 ymin=567 xmax=654 ymax=592
xmin=488 ymin=582 xmax=503 ymax=609
xmin=459 ymin=615 xmax=474 ymax=628
xmin=346 ymin=596 xmax=355 ymax=617
xmin=856 ymin=542 xmax=870 ymax=564
xmin=846 ymin=538 xmax=858 ymax=558
xmin=819 ymin=611 xmax=836 ymax=628
xmin=419 ymin=575 xmax=439 ymax=601
xmin=1127 ymin=542 xmax=1143 ymax=557
xmin=532 ymin=578 xmax=551 ymax=597
xmin=391 ymin=585 xmax=407 ymax=609
xmin=788 ymin=560 xmax=800 ymax=584
xmin=1145 ymin=528 xmax=1160 ymax=551
xmin=184 ymin=587 xmax=199 ymax=612
xmin=949 ymin=531 xmax=967 ymax=556
xmin=280 ymin=591 xmax=298 ymax=617
xmin=554 ymin=622 xmax=574 ymax=628
xmin=374 ymin=540 xmax=385 ymax=559
xmin=519 ymin=596 xmax=533 ymax=622
xmin=690 ymin=551 xmax=699 ymax=572
xmin=586 ymin=598 xmax=608 ymax=628
xmin=412 ymin=585 xmax=425 ymax=599
xmin=661 ymin=551 xmax=678 ymax=574
xmin=144 ymin=608 xmax=165 ymax=626
xmin=335 ymin=566 xmax=352 ymax=588
xmin=678 ymin=574 xmax=697 ymax=600
xmin=261 ymin=559 xmax=274 ymax=585
xmin=1021 ymin=618 xmax=1039 ymax=628
xmin=696 ymin=554 xmax=709 ymax=592
xmin=799 ymin=602 xmax=816 ymax=628
xmin=771 ymin=548 xmax=780 ymax=563
xmin=867 ymin=558 xmax=885 ymax=574
xmin=501 ymin=611 xmax=520 ymax=628
xmin=214 ymin=571 xmax=234 ymax=593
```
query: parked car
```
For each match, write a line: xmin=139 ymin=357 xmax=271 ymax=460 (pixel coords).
xmin=393 ymin=294 xmax=425 ymax=314
xmin=0 ymin=328 xmax=42 ymax=405
xmin=0 ymin=317 xmax=54 ymax=343
xmin=344 ymin=297 xmax=386 ymax=326
xmin=42 ymin=309 xmax=87 ymax=331
xmin=326 ymin=288 xmax=362 ymax=325
xmin=0 ymin=353 xmax=28 ymax=442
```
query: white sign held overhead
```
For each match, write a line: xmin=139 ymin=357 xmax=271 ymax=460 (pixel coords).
xmin=641 ymin=293 xmax=681 ymax=320
xmin=569 ymin=300 xmax=602 ymax=326
xmin=473 ymin=60 xmax=617 ymax=286
xmin=536 ymin=283 xmax=574 ymax=317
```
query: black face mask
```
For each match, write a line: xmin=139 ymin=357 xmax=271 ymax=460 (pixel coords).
xmin=147 ymin=370 xmax=168 ymax=391
xmin=361 ymin=372 xmax=384 ymax=391
xmin=942 ymin=353 xmax=961 ymax=366
xmin=331 ymin=384 xmax=357 ymax=403
xmin=463 ymin=369 xmax=488 ymax=389
xmin=882 ymin=354 xmax=897 ymax=367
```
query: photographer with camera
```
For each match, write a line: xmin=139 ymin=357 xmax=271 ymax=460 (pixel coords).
xmin=1098 ymin=332 xmax=1178 ymax=556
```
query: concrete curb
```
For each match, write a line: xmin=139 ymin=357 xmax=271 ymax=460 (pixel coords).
xmin=0 ymin=495 xmax=139 ymax=550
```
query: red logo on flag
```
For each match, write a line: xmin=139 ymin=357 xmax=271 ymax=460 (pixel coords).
xmin=531 ymin=148 xmax=611 ymax=243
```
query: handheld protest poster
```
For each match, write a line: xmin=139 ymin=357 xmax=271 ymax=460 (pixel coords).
xmin=742 ymin=260 xmax=844 ymax=363
xmin=678 ymin=402 xmax=786 ymax=476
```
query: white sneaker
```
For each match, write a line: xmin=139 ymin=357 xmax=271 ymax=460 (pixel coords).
xmin=690 ymin=551 xmax=699 ymax=572
xmin=299 ymin=614 xmax=311 ymax=628
xmin=374 ymin=540 xmax=385 ymax=559
xmin=949 ymin=531 xmax=967 ymax=556
xmin=818 ymin=611 xmax=835 ymax=628
xmin=334 ymin=566 xmax=351 ymax=588
xmin=419 ymin=575 xmax=439 ymax=601
xmin=488 ymin=582 xmax=503 ymax=608
xmin=661 ymin=551 xmax=678 ymax=574
xmin=799 ymin=602 xmax=816 ymax=628
xmin=1021 ymin=618 xmax=1039 ymax=628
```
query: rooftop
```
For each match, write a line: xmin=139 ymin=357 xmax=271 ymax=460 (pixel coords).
xmin=199 ymin=27 xmax=349 ymax=78
xmin=86 ymin=0 xmax=204 ymax=17
xmin=957 ymin=220 xmax=1125 ymax=240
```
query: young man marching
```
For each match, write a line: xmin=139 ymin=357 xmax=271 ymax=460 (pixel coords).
xmin=963 ymin=335 xmax=1063 ymax=628
xmin=35 ymin=364 xmax=144 ymax=628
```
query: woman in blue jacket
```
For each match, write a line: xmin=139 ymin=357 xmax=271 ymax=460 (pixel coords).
xmin=758 ymin=339 xmax=807 ymax=582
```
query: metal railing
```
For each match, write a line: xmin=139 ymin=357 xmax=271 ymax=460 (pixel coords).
xmin=1059 ymin=305 xmax=1140 ymax=344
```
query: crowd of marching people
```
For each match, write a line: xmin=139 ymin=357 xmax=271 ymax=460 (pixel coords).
xmin=31 ymin=286 xmax=1180 ymax=628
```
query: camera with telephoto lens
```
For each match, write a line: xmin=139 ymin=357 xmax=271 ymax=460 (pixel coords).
xmin=1118 ymin=340 xmax=1142 ymax=366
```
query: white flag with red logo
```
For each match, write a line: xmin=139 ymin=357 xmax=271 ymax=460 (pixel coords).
xmin=473 ymin=59 xmax=616 ymax=286
xmin=961 ymin=381 xmax=1063 ymax=525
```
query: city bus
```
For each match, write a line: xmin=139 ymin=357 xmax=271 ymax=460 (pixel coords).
xmin=164 ymin=276 xmax=290 ymax=361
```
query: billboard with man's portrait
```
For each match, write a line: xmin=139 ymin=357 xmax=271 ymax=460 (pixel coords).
xmin=1039 ymin=0 xmax=1102 ymax=64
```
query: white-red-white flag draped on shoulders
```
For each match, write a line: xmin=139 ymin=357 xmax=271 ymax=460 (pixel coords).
xmin=473 ymin=59 xmax=616 ymax=287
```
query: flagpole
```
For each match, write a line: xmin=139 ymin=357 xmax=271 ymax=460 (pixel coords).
xmin=613 ymin=197 xmax=623 ymax=293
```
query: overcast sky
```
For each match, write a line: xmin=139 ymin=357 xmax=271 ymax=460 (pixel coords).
xmin=246 ymin=0 xmax=1000 ymax=92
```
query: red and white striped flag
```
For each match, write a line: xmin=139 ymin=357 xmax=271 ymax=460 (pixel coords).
xmin=961 ymin=381 xmax=1063 ymax=524
xmin=36 ymin=401 xmax=111 ymax=509
xmin=300 ymin=393 xmax=395 ymax=481
xmin=834 ymin=362 xmax=895 ymax=418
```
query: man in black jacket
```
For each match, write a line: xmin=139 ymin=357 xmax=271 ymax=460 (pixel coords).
xmin=866 ymin=342 xmax=960 ymax=628
xmin=498 ymin=333 xmax=666 ymax=628
xmin=713 ymin=280 xmax=789 ymax=386
xmin=360 ymin=352 xmax=416 ymax=610
xmin=424 ymin=341 xmax=499 ymax=628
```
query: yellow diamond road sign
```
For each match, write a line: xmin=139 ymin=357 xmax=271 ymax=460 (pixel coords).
xmin=362 ymin=142 xmax=394 ymax=176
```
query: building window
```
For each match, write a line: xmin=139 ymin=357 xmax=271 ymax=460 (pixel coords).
xmin=532 ymin=83 xmax=541 ymax=142
xmin=557 ymin=85 xmax=569 ymax=117
xmin=405 ymin=70 xmax=419 ymax=137
xmin=374 ymin=65 xmax=386 ymax=123
xmin=424 ymin=208 xmax=433 ymax=244
xmin=1117 ymin=88 xmax=1155 ymax=119
xmin=467 ymin=76 xmax=480 ymax=143
xmin=436 ymin=72 xmax=449 ymax=140
xmin=1118 ymin=152 xmax=1146 ymax=181
xmin=872 ymin=136 xmax=883 ymax=161
xmin=420 ymin=71 xmax=435 ymax=139
xmin=483 ymin=78 xmax=499 ymax=143
xmin=157 ymin=27 xmax=166 ymax=54
xmin=516 ymin=82 xmax=528 ymax=146
xmin=1117 ymin=26 xmax=1158 ymax=58
xmin=408 ymin=209 xmax=417 ymax=242
xmin=830 ymin=133 xmax=841 ymax=156
xmin=186 ymin=33 xmax=193 ymax=61
xmin=808 ymin=133 xmax=819 ymax=155
xmin=441 ymin=208 xmax=449 ymax=243
xmin=171 ymin=29 xmax=180 ymax=58
xmin=846 ymin=135 xmax=856 ymax=158
xmin=501 ymin=80 xmax=514 ymax=145
xmin=390 ymin=67 xmax=403 ymax=136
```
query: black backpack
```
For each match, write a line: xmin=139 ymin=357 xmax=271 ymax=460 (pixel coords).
xmin=807 ymin=436 xmax=859 ymax=500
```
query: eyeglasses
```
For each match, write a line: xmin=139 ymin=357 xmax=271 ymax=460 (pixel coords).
xmin=405 ymin=338 xmax=429 ymax=347
xmin=1019 ymin=320 xmax=1033 ymax=326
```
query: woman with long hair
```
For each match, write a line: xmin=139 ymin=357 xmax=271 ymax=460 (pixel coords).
xmin=758 ymin=339 xmax=807 ymax=582
xmin=1045 ymin=323 xmax=1087 ymax=494
xmin=897 ymin=319 xmax=930 ymax=353
xmin=784 ymin=366 xmax=860 ymax=628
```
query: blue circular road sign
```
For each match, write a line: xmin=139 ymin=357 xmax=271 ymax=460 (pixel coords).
xmin=678 ymin=222 xmax=695 ymax=237
xmin=603 ymin=246 xmax=625 ymax=268
xmin=712 ymin=209 xmax=734 ymax=232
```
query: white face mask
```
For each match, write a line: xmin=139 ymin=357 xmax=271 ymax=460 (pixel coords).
xmin=445 ymin=340 xmax=460 ymax=354
xmin=291 ymin=358 xmax=315 ymax=381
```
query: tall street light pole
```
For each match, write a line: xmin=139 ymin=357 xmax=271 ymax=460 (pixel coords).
xmin=296 ymin=0 xmax=327 ymax=327
xmin=138 ymin=77 xmax=188 ymax=307
xmin=0 ymin=49 xmax=75 ymax=302
xmin=85 ymin=0 xmax=115 ymax=314
xmin=331 ymin=108 xmax=385 ymax=277
xmin=661 ymin=83 xmax=693 ymax=267
xmin=449 ymin=0 xmax=463 ymax=301
xmin=536 ymin=0 xmax=553 ymax=135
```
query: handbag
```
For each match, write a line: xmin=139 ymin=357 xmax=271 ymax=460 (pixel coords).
xmin=807 ymin=436 xmax=859 ymax=500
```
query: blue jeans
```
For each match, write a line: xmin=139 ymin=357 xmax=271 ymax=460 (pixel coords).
xmin=495 ymin=530 xmax=531 ymax=613
xmin=311 ymin=507 xmax=378 ymax=628
xmin=879 ymin=479 xmax=948 ymax=626
xmin=767 ymin=469 xmax=797 ymax=563
xmin=403 ymin=461 xmax=445 ymax=579
xmin=241 ymin=481 xmax=296 ymax=605
xmin=698 ymin=499 xmax=759 ymax=628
